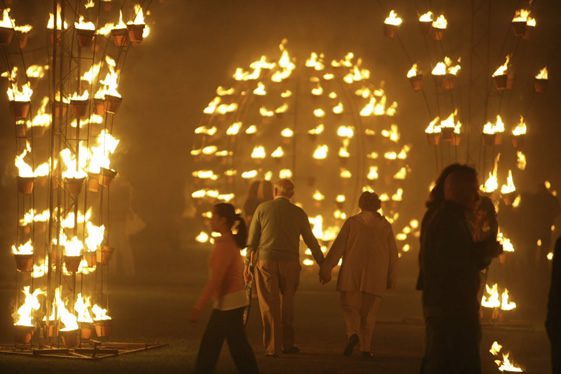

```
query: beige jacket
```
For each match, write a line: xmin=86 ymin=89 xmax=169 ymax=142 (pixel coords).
xmin=324 ymin=212 xmax=398 ymax=296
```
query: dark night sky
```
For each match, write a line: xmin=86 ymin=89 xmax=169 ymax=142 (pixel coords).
xmin=1 ymin=0 xmax=560 ymax=275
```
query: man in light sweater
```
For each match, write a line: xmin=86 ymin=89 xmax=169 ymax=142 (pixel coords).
xmin=246 ymin=179 xmax=324 ymax=357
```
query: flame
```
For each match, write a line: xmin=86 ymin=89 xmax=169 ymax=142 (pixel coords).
xmin=19 ymin=209 xmax=50 ymax=226
xmin=432 ymin=57 xmax=461 ymax=76
xmin=31 ymin=258 xmax=49 ymax=279
xmin=253 ymin=82 xmax=267 ymax=96
xmin=196 ymin=231 xmax=210 ymax=243
xmin=271 ymin=146 xmax=284 ymax=158
xmin=512 ymin=116 xmax=527 ymax=136
xmin=425 ymin=117 xmax=441 ymax=134
xmin=313 ymin=190 xmax=325 ymax=201
xmin=498 ymin=230 xmax=515 ymax=252
xmin=332 ymin=102 xmax=344 ymax=114
xmin=336 ymin=195 xmax=346 ymax=203
xmin=259 ymin=106 xmax=274 ymax=117
xmin=241 ymin=170 xmax=258 ymax=179
xmin=85 ymin=222 xmax=105 ymax=252
xmin=481 ymin=283 xmax=501 ymax=308
xmin=75 ymin=294 xmax=94 ymax=323
xmin=11 ymin=239 xmax=34 ymax=255
xmin=15 ymin=142 xmax=51 ymax=177
xmin=513 ymin=9 xmax=535 ymax=27
xmin=13 ymin=286 xmax=45 ymax=327
xmin=382 ymin=125 xmax=400 ymax=142
xmin=87 ymin=129 xmax=119 ymax=173
xmin=481 ymin=173 xmax=498 ymax=194
xmin=0 ymin=8 xmax=15 ymax=29
xmin=85 ymin=0 xmax=95 ymax=9
xmin=47 ymin=4 xmax=68 ymax=30
xmin=60 ymin=233 xmax=84 ymax=257
xmin=61 ymin=209 xmax=92 ymax=229
xmin=338 ymin=146 xmax=350 ymax=158
xmin=194 ymin=126 xmax=217 ymax=136
xmin=407 ymin=64 xmax=420 ymax=78
xmin=26 ymin=65 xmax=49 ymax=79
xmin=394 ymin=167 xmax=407 ymax=180
xmin=367 ymin=166 xmax=379 ymax=181
xmin=281 ymin=128 xmax=294 ymax=138
xmin=305 ymin=52 xmax=325 ymax=71
xmin=279 ymin=169 xmax=293 ymax=179
xmin=113 ymin=10 xmax=126 ymax=30
xmin=313 ymin=145 xmax=328 ymax=160
xmin=493 ymin=55 xmax=511 ymax=77
xmin=308 ymin=124 xmax=325 ymax=135
xmin=496 ymin=354 xmax=524 ymax=372
xmin=313 ymin=108 xmax=326 ymax=118
xmin=500 ymin=170 xmax=516 ymax=195
xmin=516 ymin=151 xmax=527 ymax=170
xmin=46 ymin=287 xmax=79 ymax=331
xmin=535 ymin=66 xmax=548 ymax=80
xmin=384 ymin=10 xmax=403 ymax=26
xmin=337 ymin=125 xmax=354 ymax=138
xmin=7 ymin=81 xmax=33 ymax=102
xmin=490 ymin=341 xmax=503 ymax=356
xmin=419 ymin=11 xmax=433 ymax=23
xmin=339 ymin=168 xmax=352 ymax=179
xmin=251 ymin=146 xmax=266 ymax=159
xmin=30 ymin=97 xmax=52 ymax=128
xmin=15 ymin=24 xmax=32 ymax=33
xmin=60 ymin=145 xmax=88 ymax=178
xmin=483 ymin=115 xmax=506 ymax=135
xmin=128 ymin=4 xmax=146 ymax=25
xmin=81 ymin=62 xmax=102 ymax=85
xmin=226 ymin=122 xmax=242 ymax=136
xmin=500 ymin=288 xmax=517 ymax=311
xmin=440 ymin=110 xmax=461 ymax=134
xmin=432 ymin=14 xmax=447 ymax=29
xmin=75 ymin=15 xmax=95 ymax=30
xmin=275 ymin=103 xmax=289 ymax=114
xmin=95 ymin=56 xmax=121 ymax=98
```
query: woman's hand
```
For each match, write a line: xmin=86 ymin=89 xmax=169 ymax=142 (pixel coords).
xmin=319 ymin=264 xmax=332 ymax=285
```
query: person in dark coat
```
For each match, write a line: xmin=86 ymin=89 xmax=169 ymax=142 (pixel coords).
xmin=420 ymin=165 xmax=502 ymax=374
xmin=546 ymin=237 xmax=561 ymax=374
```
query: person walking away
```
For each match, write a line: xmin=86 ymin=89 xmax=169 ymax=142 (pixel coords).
xmin=320 ymin=191 xmax=398 ymax=358
xmin=246 ymin=179 xmax=324 ymax=357
xmin=191 ymin=203 xmax=259 ymax=374
xmin=546 ymin=237 xmax=561 ymax=374
xmin=420 ymin=165 xmax=502 ymax=374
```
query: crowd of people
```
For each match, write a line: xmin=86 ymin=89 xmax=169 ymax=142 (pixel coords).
xmin=190 ymin=164 xmax=561 ymax=374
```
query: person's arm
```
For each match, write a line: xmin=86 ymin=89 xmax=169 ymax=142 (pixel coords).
xmin=386 ymin=223 xmax=399 ymax=289
xmin=192 ymin=244 xmax=232 ymax=318
xmin=323 ymin=220 xmax=350 ymax=269
xmin=246 ymin=205 xmax=262 ymax=263
xmin=300 ymin=210 xmax=324 ymax=265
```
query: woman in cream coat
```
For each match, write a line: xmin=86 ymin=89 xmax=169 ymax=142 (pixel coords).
xmin=320 ymin=191 xmax=398 ymax=358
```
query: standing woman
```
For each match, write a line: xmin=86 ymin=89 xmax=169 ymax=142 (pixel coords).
xmin=320 ymin=192 xmax=398 ymax=358
xmin=191 ymin=203 xmax=259 ymax=374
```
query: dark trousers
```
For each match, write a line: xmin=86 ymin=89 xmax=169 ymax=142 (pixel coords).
xmin=421 ymin=314 xmax=481 ymax=374
xmin=195 ymin=307 xmax=259 ymax=374
xmin=546 ymin=321 xmax=561 ymax=374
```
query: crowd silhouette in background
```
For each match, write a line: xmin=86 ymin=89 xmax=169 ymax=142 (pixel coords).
xmin=189 ymin=164 xmax=561 ymax=374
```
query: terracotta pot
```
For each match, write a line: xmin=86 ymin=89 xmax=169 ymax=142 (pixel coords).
xmin=15 ymin=124 xmax=28 ymax=138
xmin=512 ymin=21 xmax=527 ymax=37
xmin=451 ymin=134 xmax=461 ymax=146
xmin=14 ymin=325 xmax=34 ymax=344
xmin=64 ymin=177 xmax=85 ymax=197
xmin=64 ymin=255 xmax=82 ymax=273
xmin=94 ymin=98 xmax=106 ymax=115
xmin=10 ymin=100 xmax=31 ymax=120
xmin=511 ymin=136 xmax=525 ymax=148
xmin=94 ymin=320 xmax=111 ymax=337
xmin=409 ymin=75 xmax=423 ymax=92
xmin=105 ymin=94 xmax=122 ymax=114
xmin=14 ymin=254 xmax=34 ymax=272
xmin=70 ymin=99 xmax=88 ymax=117
xmin=96 ymin=245 xmax=114 ymax=265
xmin=54 ymin=101 xmax=68 ymax=118
xmin=45 ymin=323 xmax=59 ymax=338
xmin=17 ymin=31 xmax=29 ymax=49
xmin=426 ymin=133 xmax=441 ymax=146
xmin=111 ymin=28 xmax=128 ymax=47
xmin=76 ymin=28 xmax=95 ymax=48
xmin=502 ymin=192 xmax=516 ymax=206
xmin=127 ymin=24 xmax=145 ymax=44
xmin=440 ymin=127 xmax=455 ymax=141
xmin=483 ymin=133 xmax=502 ymax=146
xmin=80 ymin=323 xmax=93 ymax=340
xmin=87 ymin=172 xmax=101 ymax=192
xmin=17 ymin=176 xmax=35 ymax=194
xmin=493 ymin=74 xmax=509 ymax=90
xmin=0 ymin=26 xmax=14 ymax=46
xmin=84 ymin=251 xmax=96 ymax=267
xmin=434 ymin=75 xmax=455 ymax=91
xmin=99 ymin=168 xmax=117 ymax=187
xmin=534 ymin=78 xmax=547 ymax=93
xmin=61 ymin=329 xmax=79 ymax=347
xmin=431 ymin=27 xmax=445 ymax=41
xmin=383 ymin=24 xmax=398 ymax=39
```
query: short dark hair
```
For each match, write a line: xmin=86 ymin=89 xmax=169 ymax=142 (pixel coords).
xmin=358 ymin=191 xmax=381 ymax=212
xmin=213 ymin=203 xmax=248 ymax=249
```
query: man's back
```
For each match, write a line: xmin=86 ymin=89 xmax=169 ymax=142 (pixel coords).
xmin=248 ymin=198 xmax=316 ymax=262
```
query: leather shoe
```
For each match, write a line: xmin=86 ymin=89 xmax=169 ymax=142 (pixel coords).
xmin=343 ymin=334 xmax=359 ymax=356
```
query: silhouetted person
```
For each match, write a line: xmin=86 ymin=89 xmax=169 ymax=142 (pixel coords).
xmin=420 ymin=165 xmax=502 ymax=374
xmin=417 ymin=163 xmax=465 ymax=291
xmin=546 ymin=237 xmax=561 ymax=374
xmin=243 ymin=180 xmax=273 ymax=226
xmin=192 ymin=203 xmax=259 ymax=374
xmin=320 ymin=191 xmax=398 ymax=358
xmin=246 ymin=179 xmax=324 ymax=357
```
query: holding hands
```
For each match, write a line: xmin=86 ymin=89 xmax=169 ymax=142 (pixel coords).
xmin=319 ymin=263 xmax=332 ymax=285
